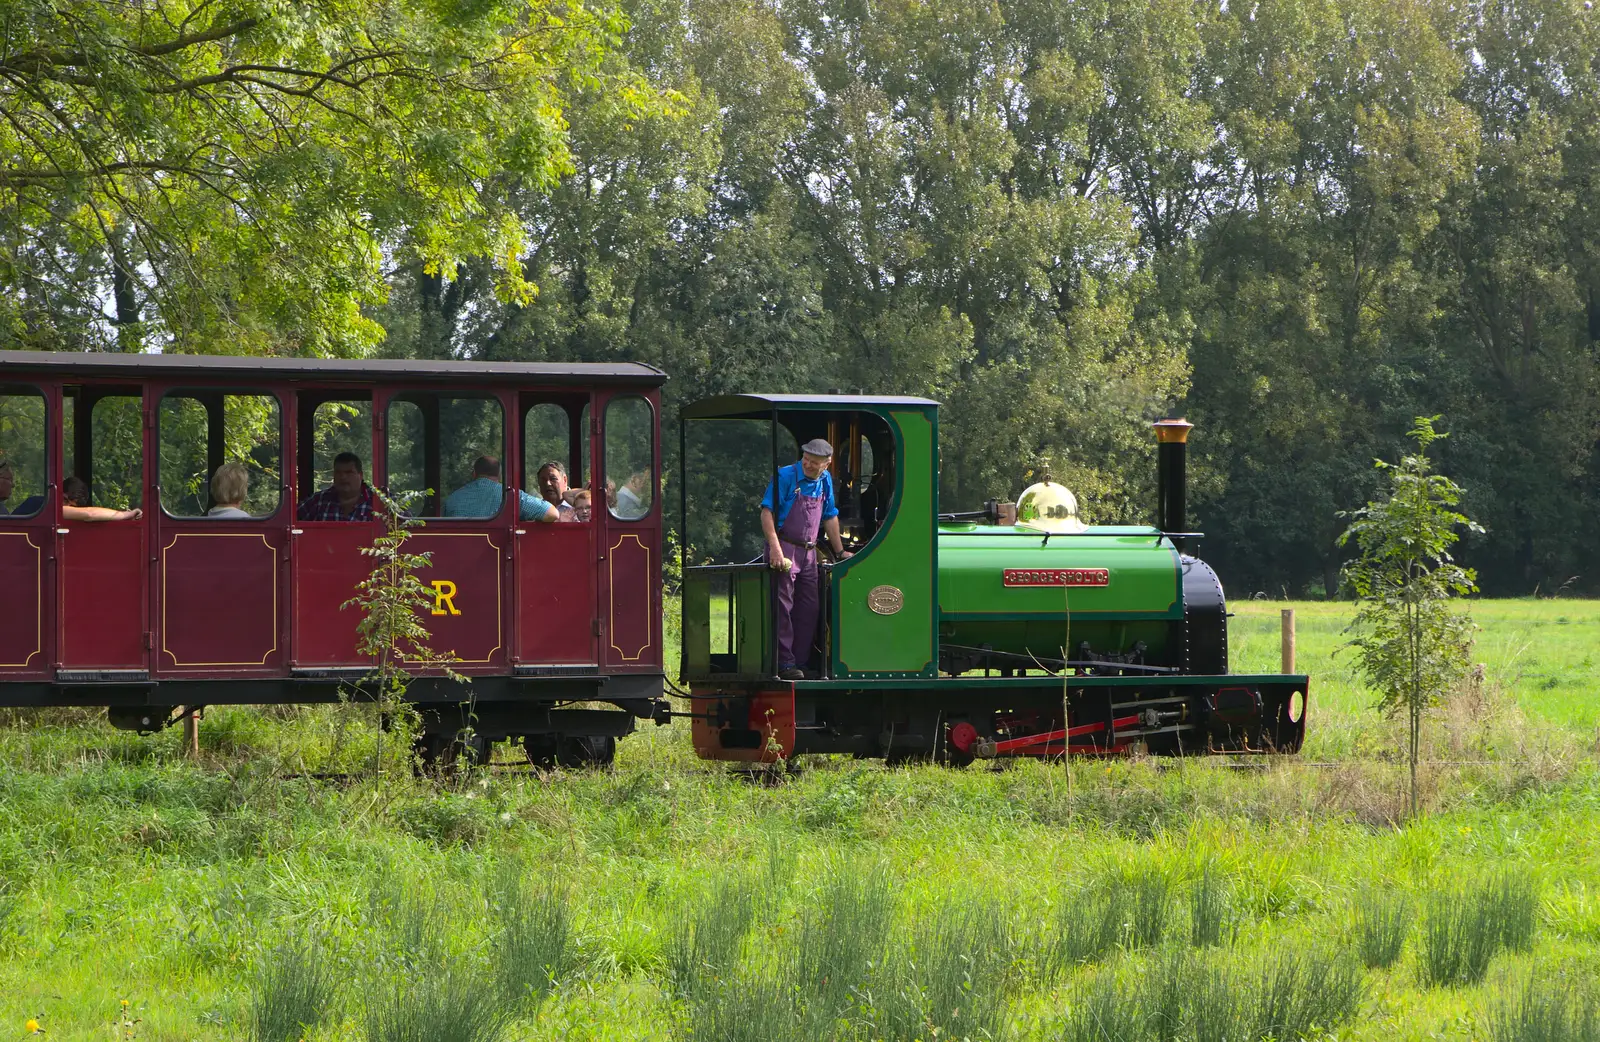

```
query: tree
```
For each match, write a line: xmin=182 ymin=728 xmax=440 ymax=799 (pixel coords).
xmin=0 ymin=0 xmax=637 ymax=355
xmin=1340 ymin=417 xmax=1480 ymax=818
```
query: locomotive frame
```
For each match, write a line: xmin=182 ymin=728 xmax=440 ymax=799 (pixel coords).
xmin=0 ymin=351 xmax=670 ymax=765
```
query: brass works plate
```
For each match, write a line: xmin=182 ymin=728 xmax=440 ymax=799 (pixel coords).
xmin=867 ymin=585 xmax=904 ymax=615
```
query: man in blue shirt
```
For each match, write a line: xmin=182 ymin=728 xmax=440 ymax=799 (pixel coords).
xmin=761 ymin=438 xmax=853 ymax=680
xmin=444 ymin=455 xmax=560 ymax=522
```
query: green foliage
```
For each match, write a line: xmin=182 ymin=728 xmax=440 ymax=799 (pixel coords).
xmin=493 ymin=867 xmax=574 ymax=1009
xmin=249 ymin=934 xmax=338 ymax=1042
xmin=1188 ymin=864 xmax=1235 ymax=949
xmin=1341 ymin=417 xmax=1481 ymax=816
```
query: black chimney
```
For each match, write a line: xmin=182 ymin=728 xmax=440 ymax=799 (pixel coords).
xmin=1154 ymin=418 xmax=1193 ymax=552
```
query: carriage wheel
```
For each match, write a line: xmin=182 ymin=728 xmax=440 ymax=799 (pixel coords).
xmin=415 ymin=729 xmax=488 ymax=776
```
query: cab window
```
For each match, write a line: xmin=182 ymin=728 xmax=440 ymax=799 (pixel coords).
xmin=158 ymin=392 xmax=282 ymax=518
xmin=524 ymin=400 xmax=590 ymax=521
xmin=0 ymin=388 xmax=47 ymax=519
xmin=604 ymin=397 xmax=655 ymax=521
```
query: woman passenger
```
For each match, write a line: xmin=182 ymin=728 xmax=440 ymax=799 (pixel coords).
xmin=207 ymin=463 xmax=252 ymax=518
xmin=61 ymin=476 xmax=141 ymax=522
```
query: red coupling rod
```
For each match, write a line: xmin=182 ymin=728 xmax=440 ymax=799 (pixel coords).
xmin=976 ymin=713 xmax=1142 ymax=758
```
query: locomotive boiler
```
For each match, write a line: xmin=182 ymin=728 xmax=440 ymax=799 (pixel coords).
xmin=680 ymin=396 xmax=1307 ymax=764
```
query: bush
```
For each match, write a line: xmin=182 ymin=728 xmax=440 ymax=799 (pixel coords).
xmin=666 ymin=870 xmax=761 ymax=1001
xmin=365 ymin=962 xmax=509 ymax=1042
xmin=1353 ymin=889 xmax=1412 ymax=968
xmin=870 ymin=896 xmax=1014 ymax=1042
xmin=1189 ymin=866 xmax=1235 ymax=949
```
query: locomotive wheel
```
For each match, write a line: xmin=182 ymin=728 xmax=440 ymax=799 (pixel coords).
xmin=415 ymin=729 xmax=488 ymax=776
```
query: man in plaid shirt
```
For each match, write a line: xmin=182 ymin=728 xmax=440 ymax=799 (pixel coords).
xmin=297 ymin=452 xmax=375 ymax=521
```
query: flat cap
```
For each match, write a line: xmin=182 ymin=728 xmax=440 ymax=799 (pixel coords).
xmin=800 ymin=438 xmax=834 ymax=457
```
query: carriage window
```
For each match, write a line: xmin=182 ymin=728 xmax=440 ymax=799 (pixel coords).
xmin=0 ymin=388 xmax=47 ymax=519
xmin=604 ymin=397 xmax=654 ymax=520
xmin=310 ymin=400 xmax=372 ymax=491
xmin=524 ymin=401 xmax=590 ymax=518
xmin=158 ymin=393 xmax=281 ymax=518
xmin=62 ymin=392 xmax=143 ymax=511
xmin=387 ymin=394 xmax=504 ymax=519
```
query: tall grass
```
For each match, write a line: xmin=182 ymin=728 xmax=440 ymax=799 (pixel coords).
xmin=364 ymin=963 xmax=510 ymax=1042
xmin=1189 ymin=865 xmax=1234 ymax=948
xmin=1060 ymin=947 xmax=1364 ymax=1042
xmin=871 ymin=896 xmax=1014 ymax=1042
xmin=1043 ymin=867 xmax=1172 ymax=975
xmin=1420 ymin=873 xmax=1540 ymax=987
xmin=793 ymin=862 xmax=895 ymax=1036
xmin=667 ymin=870 xmax=762 ymax=1001
xmin=492 ymin=865 xmax=573 ymax=1008
xmin=1491 ymin=975 xmax=1599 ymax=1042
xmin=249 ymin=935 xmax=337 ymax=1042
xmin=1353 ymin=889 xmax=1412 ymax=968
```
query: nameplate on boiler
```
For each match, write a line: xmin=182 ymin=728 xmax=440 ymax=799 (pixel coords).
xmin=1002 ymin=568 xmax=1110 ymax=588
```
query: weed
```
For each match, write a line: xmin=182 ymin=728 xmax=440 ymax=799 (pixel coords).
xmin=1485 ymin=871 xmax=1540 ymax=951
xmin=1353 ymin=889 xmax=1412 ymax=968
xmin=1127 ymin=868 xmax=1171 ymax=950
xmin=250 ymin=934 xmax=338 ymax=1042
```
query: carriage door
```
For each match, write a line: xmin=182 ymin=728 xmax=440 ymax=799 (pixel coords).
xmin=56 ymin=386 xmax=148 ymax=676
xmin=596 ymin=393 xmax=662 ymax=671
xmin=152 ymin=389 xmax=287 ymax=678
xmin=289 ymin=392 xmax=375 ymax=669
xmin=514 ymin=396 xmax=597 ymax=667
xmin=383 ymin=390 xmax=510 ymax=674
xmin=0 ymin=384 xmax=54 ymax=681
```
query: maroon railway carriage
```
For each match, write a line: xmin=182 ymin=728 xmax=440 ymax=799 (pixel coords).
xmin=0 ymin=351 xmax=668 ymax=766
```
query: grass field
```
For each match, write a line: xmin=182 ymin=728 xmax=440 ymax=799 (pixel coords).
xmin=1 ymin=599 xmax=1598 ymax=1041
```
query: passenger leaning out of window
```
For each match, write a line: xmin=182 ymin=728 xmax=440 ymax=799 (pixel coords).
xmin=444 ymin=455 xmax=559 ymax=522
xmin=297 ymin=452 xmax=375 ymax=521
xmin=535 ymin=460 xmax=576 ymax=520
xmin=207 ymin=463 xmax=252 ymax=519
xmin=61 ymin=476 xmax=142 ymax=522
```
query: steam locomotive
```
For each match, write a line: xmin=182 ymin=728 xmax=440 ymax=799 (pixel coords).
xmin=680 ymin=397 xmax=1307 ymax=763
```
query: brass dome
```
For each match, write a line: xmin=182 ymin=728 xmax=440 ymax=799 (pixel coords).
xmin=1015 ymin=480 xmax=1086 ymax=533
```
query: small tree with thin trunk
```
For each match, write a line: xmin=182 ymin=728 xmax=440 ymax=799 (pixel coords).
xmin=339 ymin=487 xmax=467 ymax=775
xmin=1339 ymin=417 xmax=1480 ymax=817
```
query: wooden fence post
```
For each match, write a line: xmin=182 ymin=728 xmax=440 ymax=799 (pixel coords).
xmin=184 ymin=707 xmax=200 ymax=759
xmin=1281 ymin=609 xmax=1296 ymax=674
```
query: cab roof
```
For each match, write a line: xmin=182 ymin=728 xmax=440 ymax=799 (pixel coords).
xmin=682 ymin=393 xmax=940 ymax=419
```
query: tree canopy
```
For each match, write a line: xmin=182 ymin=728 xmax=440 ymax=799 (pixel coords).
xmin=6 ymin=0 xmax=1599 ymax=595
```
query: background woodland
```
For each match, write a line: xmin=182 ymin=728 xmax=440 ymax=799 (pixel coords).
xmin=3 ymin=0 xmax=1598 ymax=595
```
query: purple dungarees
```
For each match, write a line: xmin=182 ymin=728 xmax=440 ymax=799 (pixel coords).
xmin=776 ymin=484 xmax=825 ymax=671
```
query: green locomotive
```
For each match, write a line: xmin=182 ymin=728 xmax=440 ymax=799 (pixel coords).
xmin=679 ymin=394 xmax=1306 ymax=763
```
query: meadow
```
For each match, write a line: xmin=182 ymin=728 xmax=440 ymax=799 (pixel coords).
xmin=0 ymin=599 xmax=1597 ymax=1041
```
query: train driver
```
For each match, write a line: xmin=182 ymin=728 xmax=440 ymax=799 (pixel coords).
xmin=297 ymin=452 xmax=375 ymax=521
xmin=761 ymin=438 xmax=853 ymax=681
xmin=444 ymin=455 xmax=560 ymax=522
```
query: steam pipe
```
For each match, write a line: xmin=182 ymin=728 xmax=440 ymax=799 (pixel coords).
xmin=1154 ymin=418 xmax=1193 ymax=553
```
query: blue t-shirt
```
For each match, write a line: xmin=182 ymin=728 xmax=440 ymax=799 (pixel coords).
xmin=761 ymin=462 xmax=838 ymax=527
xmin=443 ymin=478 xmax=554 ymax=521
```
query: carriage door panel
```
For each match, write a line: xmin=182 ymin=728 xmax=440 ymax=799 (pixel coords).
xmin=385 ymin=391 xmax=509 ymax=673
xmin=515 ymin=399 xmax=596 ymax=665
xmin=597 ymin=393 xmax=661 ymax=670
xmin=0 ymin=385 xmax=54 ymax=680
xmin=153 ymin=390 xmax=286 ymax=677
xmin=290 ymin=394 xmax=374 ymax=668
xmin=57 ymin=389 xmax=147 ymax=673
